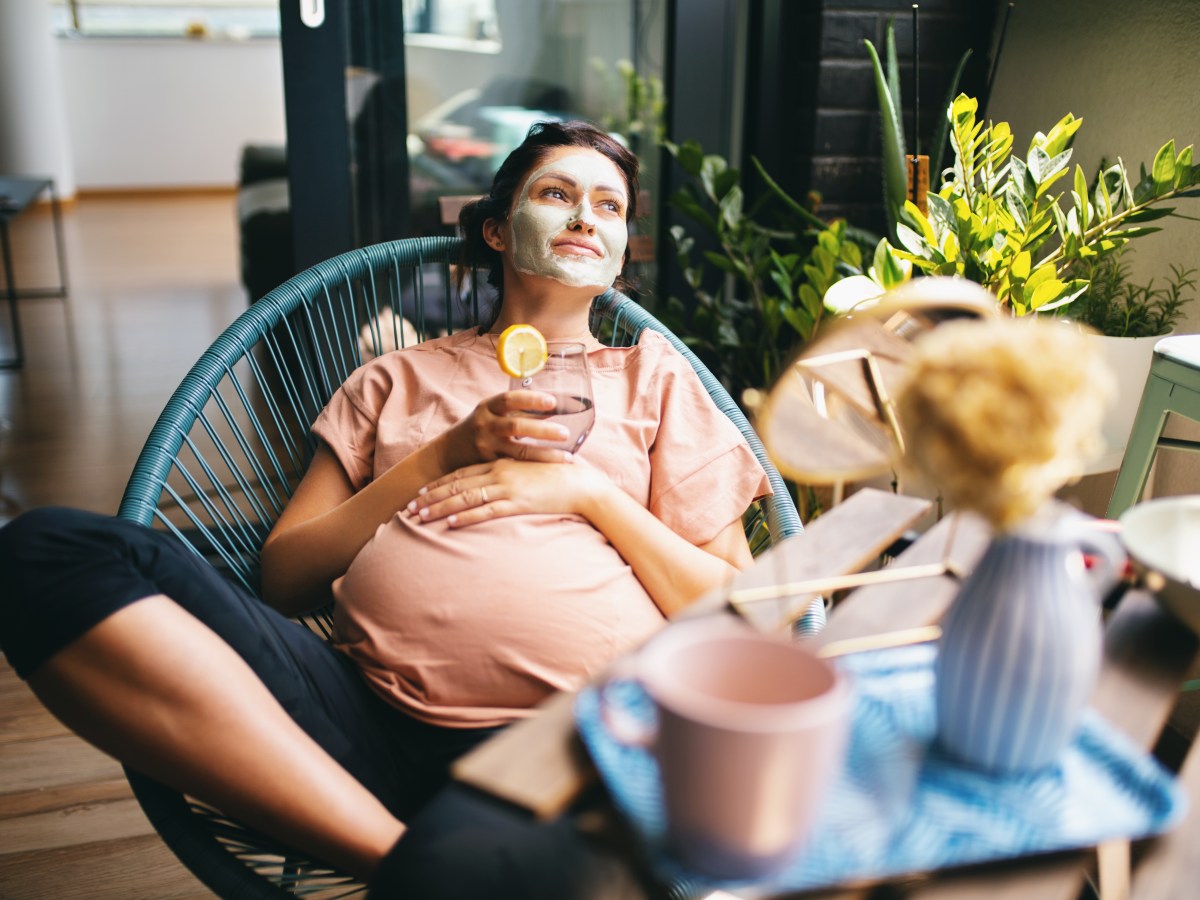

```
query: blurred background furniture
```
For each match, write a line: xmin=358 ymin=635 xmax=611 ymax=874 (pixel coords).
xmin=0 ymin=175 xmax=68 ymax=368
xmin=237 ymin=145 xmax=293 ymax=304
xmin=1107 ymin=335 xmax=1200 ymax=518
xmin=116 ymin=234 xmax=810 ymax=897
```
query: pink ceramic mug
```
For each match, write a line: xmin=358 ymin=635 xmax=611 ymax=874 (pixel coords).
xmin=604 ymin=616 xmax=852 ymax=880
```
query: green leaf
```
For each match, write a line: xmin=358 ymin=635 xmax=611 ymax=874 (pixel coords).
xmin=1125 ymin=206 xmax=1175 ymax=223
xmin=797 ymin=283 xmax=821 ymax=314
xmin=1065 ymin=206 xmax=1081 ymax=241
xmin=817 ymin=229 xmax=840 ymax=256
xmin=1051 ymin=200 xmax=1068 ymax=246
xmin=718 ymin=185 xmax=744 ymax=230
xmin=883 ymin=19 xmax=902 ymax=125
xmin=812 ymin=245 xmax=836 ymax=278
xmin=864 ymin=39 xmax=908 ymax=226
xmin=717 ymin=321 xmax=740 ymax=348
xmin=1034 ymin=278 xmax=1089 ymax=312
xmin=1004 ymin=183 xmax=1029 ymax=232
xmin=1152 ymin=140 xmax=1177 ymax=196
xmin=926 ymin=193 xmax=956 ymax=244
xmin=1093 ymin=163 xmax=1122 ymax=219
xmin=1074 ymin=165 xmax=1089 ymax=215
xmin=712 ymin=168 xmax=740 ymax=200
xmin=873 ymin=240 xmax=909 ymax=288
xmin=781 ymin=305 xmax=814 ymax=338
xmin=703 ymin=250 xmax=737 ymax=275
xmin=1106 ymin=226 xmax=1162 ymax=240
xmin=750 ymin=157 xmax=828 ymax=230
xmin=675 ymin=140 xmax=704 ymax=175
xmin=895 ymin=222 xmax=931 ymax=257
xmin=1011 ymin=250 xmax=1032 ymax=281
xmin=669 ymin=189 xmax=717 ymax=232
xmin=1175 ymin=145 xmax=1194 ymax=188
xmin=1026 ymin=262 xmax=1056 ymax=291
xmin=1029 ymin=277 xmax=1066 ymax=310
xmin=1030 ymin=148 xmax=1073 ymax=194
xmin=1037 ymin=112 xmax=1083 ymax=157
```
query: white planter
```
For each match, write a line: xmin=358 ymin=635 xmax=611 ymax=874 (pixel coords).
xmin=1085 ymin=333 xmax=1164 ymax=474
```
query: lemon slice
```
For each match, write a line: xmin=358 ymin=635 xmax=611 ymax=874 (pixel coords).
xmin=495 ymin=323 xmax=548 ymax=379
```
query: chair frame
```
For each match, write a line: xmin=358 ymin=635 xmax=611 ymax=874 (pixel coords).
xmin=116 ymin=235 xmax=810 ymax=897
xmin=1107 ymin=347 xmax=1200 ymax=519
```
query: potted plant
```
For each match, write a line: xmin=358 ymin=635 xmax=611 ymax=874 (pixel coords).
xmin=1059 ymin=250 xmax=1198 ymax=467
xmin=655 ymin=140 xmax=886 ymax=405
xmin=884 ymin=93 xmax=1200 ymax=316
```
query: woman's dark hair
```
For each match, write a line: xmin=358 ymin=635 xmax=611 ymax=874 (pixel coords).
xmin=457 ymin=120 xmax=640 ymax=307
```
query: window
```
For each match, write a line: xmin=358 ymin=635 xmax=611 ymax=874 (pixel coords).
xmin=52 ymin=1 xmax=281 ymax=39
xmin=402 ymin=0 xmax=499 ymax=42
xmin=52 ymin=1 xmax=501 ymax=43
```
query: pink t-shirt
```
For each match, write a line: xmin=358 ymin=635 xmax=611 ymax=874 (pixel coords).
xmin=311 ymin=328 xmax=770 ymax=727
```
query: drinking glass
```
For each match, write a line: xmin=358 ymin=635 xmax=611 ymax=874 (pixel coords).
xmin=508 ymin=341 xmax=595 ymax=453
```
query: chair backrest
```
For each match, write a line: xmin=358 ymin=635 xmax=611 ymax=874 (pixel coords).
xmin=118 ymin=236 xmax=810 ymax=628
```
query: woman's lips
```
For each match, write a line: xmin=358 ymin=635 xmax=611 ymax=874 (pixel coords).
xmin=552 ymin=237 xmax=603 ymax=258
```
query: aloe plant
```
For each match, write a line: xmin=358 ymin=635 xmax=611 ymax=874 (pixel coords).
xmin=864 ymin=18 xmax=972 ymax=242
xmin=890 ymin=93 xmax=1200 ymax=315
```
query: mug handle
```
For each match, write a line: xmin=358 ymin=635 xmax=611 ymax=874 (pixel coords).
xmin=1073 ymin=519 xmax=1127 ymax=602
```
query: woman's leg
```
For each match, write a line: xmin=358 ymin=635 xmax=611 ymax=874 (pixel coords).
xmin=30 ymin=596 xmax=403 ymax=879
xmin=0 ymin=508 xmax=403 ymax=880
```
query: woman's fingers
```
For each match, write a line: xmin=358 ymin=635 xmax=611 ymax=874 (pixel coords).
xmin=489 ymin=391 xmax=571 ymax=445
xmin=408 ymin=476 xmax=500 ymax=524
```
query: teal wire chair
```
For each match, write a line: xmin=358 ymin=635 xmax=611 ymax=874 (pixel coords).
xmin=117 ymin=235 xmax=816 ymax=898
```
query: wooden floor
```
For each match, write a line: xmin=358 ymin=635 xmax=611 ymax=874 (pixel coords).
xmin=0 ymin=193 xmax=248 ymax=898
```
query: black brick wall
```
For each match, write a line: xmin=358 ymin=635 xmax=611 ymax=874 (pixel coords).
xmin=744 ymin=0 xmax=1001 ymax=239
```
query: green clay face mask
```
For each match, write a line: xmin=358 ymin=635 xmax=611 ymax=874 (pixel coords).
xmin=509 ymin=151 xmax=629 ymax=290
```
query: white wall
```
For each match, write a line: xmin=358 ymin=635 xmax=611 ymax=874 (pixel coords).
xmin=57 ymin=36 xmax=287 ymax=190
xmin=0 ymin=0 xmax=76 ymax=196
xmin=987 ymin=0 xmax=1200 ymax=511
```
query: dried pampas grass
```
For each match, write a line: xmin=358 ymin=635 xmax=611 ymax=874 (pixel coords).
xmin=894 ymin=317 xmax=1114 ymax=531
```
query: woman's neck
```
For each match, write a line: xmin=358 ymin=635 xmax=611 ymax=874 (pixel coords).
xmin=489 ymin=275 xmax=599 ymax=342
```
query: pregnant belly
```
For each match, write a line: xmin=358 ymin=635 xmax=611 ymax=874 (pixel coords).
xmin=331 ymin=511 xmax=666 ymax=726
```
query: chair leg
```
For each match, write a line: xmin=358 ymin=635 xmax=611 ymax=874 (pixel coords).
xmin=1106 ymin=374 xmax=1174 ymax=519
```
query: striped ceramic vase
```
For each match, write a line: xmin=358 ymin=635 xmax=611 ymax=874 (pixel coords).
xmin=935 ymin=507 xmax=1118 ymax=773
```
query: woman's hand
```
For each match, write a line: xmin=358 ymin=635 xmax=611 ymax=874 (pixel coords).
xmin=408 ymin=457 xmax=609 ymax=527
xmin=441 ymin=390 xmax=574 ymax=469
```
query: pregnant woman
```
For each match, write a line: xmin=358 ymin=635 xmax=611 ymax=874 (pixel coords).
xmin=0 ymin=120 xmax=769 ymax=898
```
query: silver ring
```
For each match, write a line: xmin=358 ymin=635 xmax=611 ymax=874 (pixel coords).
xmin=480 ymin=486 xmax=489 ymax=504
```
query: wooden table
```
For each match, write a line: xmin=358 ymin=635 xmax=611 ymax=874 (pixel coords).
xmin=452 ymin=488 xmax=1200 ymax=898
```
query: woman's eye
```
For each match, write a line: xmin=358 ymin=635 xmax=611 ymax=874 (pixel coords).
xmin=541 ymin=187 xmax=567 ymax=201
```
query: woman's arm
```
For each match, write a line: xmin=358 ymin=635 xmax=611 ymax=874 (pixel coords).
xmin=261 ymin=391 xmax=573 ymax=616
xmin=261 ymin=442 xmax=448 ymax=615
xmin=408 ymin=459 xmax=754 ymax=617
xmin=580 ymin=478 xmax=753 ymax=617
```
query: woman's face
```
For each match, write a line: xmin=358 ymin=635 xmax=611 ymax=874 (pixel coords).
xmin=505 ymin=147 xmax=630 ymax=290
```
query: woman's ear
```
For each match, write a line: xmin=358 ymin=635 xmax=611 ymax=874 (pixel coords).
xmin=482 ymin=218 xmax=507 ymax=252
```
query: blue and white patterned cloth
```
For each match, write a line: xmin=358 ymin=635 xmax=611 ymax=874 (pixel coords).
xmin=573 ymin=642 xmax=1186 ymax=898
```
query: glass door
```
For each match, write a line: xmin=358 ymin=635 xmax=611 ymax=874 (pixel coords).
xmin=281 ymin=0 xmax=668 ymax=287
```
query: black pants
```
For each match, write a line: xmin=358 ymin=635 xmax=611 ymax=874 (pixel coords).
xmin=0 ymin=507 xmax=656 ymax=900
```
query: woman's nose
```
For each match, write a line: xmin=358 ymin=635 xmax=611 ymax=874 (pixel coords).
xmin=567 ymin=204 xmax=597 ymax=234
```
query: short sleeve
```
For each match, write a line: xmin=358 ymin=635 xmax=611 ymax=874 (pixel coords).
xmin=646 ymin=347 xmax=771 ymax=546
xmin=311 ymin=363 xmax=388 ymax=490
